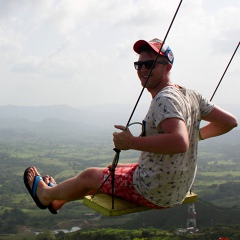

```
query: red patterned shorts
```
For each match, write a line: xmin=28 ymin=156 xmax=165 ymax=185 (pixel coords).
xmin=100 ymin=163 xmax=163 ymax=209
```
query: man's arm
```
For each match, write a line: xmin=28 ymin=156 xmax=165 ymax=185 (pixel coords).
xmin=113 ymin=118 xmax=189 ymax=154
xmin=199 ymin=105 xmax=238 ymax=140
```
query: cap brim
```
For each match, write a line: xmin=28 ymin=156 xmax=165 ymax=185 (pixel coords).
xmin=133 ymin=39 xmax=165 ymax=56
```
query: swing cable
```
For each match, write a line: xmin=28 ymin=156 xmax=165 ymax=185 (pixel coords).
xmin=210 ymin=41 xmax=239 ymax=101
xmin=92 ymin=0 xmax=184 ymax=210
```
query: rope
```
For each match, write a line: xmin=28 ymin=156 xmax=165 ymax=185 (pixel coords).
xmin=210 ymin=41 xmax=239 ymax=101
xmin=93 ymin=0 xmax=184 ymax=209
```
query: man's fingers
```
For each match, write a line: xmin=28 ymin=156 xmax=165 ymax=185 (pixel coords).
xmin=114 ymin=125 xmax=126 ymax=131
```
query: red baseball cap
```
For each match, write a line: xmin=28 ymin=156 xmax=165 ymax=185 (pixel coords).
xmin=133 ymin=38 xmax=174 ymax=64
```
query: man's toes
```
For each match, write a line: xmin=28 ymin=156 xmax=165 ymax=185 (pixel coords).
xmin=42 ymin=175 xmax=56 ymax=186
xmin=49 ymin=177 xmax=56 ymax=185
xmin=27 ymin=168 xmax=35 ymax=181
xmin=32 ymin=166 xmax=41 ymax=176
xmin=43 ymin=175 xmax=50 ymax=185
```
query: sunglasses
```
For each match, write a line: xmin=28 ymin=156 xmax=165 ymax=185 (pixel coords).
xmin=134 ymin=60 xmax=168 ymax=70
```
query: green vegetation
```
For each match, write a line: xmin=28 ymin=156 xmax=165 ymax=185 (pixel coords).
xmin=1 ymin=226 xmax=240 ymax=240
xmin=0 ymin=125 xmax=240 ymax=239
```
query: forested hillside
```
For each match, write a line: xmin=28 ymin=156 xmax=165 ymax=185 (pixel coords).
xmin=0 ymin=106 xmax=239 ymax=239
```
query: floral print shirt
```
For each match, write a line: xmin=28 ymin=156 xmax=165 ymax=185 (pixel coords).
xmin=133 ymin=85 xmax=214 ymax=207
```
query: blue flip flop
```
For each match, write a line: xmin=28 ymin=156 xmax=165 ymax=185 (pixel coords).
xmin=23 ymin=167 xmax=48 ymax=210
xmin=47 ymin=181 xmax=58 ymax=214
xmin=48 ymin=182 xmax=54 ymax=187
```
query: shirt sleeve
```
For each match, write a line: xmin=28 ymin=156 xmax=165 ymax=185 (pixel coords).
xmin=199 ymin=94 xmax=214 ymax=116
xmin=152 ymin=90 xmax=186 ymax=127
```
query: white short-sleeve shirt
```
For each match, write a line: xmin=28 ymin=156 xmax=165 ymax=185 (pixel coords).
xmin=133 ymin=85 xmax=214 ymax=207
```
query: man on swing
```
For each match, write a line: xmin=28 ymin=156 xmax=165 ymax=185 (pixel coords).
xmin=24 ymin=38 xmax=238 ymax=214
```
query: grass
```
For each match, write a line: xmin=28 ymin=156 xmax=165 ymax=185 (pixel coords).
xmin=195 ymin=180 xmax=228 ymax=186
xmin=212 ymin=196 xmax=240 ymax=208
xmin=36 ymin=158 xmax=68 ymax=166
xmin=11 ymin=194 xmax=28 ymax=204
xmin=55 ymin=169 xmax=82 ymax=178
xmin=0 ymin=206 xmax=12 ymax=214
xmin=208 ymin=160 xmax=236 ymax=165
xmin=200 ymin=171 xmax=240 ymax=177
xmin=1 ymin=133 xmax=240 ymax=237
xmin=0 ymin=234 xmax=35 ymax=240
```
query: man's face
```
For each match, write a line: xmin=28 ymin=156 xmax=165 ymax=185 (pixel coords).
xmin=137 ymin=51 xmax=168 ymax=89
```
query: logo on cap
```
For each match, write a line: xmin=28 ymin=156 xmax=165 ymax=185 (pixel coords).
xmin=149 ymin=38 xmax=174 ymax=64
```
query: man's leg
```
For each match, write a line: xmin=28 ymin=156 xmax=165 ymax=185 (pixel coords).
xmin=26 ymin=166 xmax=105 ymax=210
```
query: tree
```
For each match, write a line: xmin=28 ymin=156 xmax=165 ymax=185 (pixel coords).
xmin=36 ymin=230 xmax=56 ymax=240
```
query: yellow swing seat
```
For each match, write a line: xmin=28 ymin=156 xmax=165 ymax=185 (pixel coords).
xmin=83 ymin=192 xmax=197 ymax=217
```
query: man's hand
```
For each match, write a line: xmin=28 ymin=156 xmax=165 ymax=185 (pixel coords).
xmin=113 ymin=125 xmax=134 ymax=150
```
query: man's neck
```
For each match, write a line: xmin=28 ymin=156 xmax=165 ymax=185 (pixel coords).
xmin=148 ymin=81 xmax=174 ymax=98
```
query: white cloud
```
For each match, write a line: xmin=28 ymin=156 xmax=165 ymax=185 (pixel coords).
xmin=0 ymin=0 xmax=239 ymax=107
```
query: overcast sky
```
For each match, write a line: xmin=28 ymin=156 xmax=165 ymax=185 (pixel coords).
xmin=0 ymin=0 xmax=239 ymax=108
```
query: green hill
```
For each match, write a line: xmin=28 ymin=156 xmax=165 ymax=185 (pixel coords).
xmin=118 ymin=199 xmax=240 ymax=230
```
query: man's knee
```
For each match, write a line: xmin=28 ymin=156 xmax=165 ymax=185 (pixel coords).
xmin=80 ymin=168 xmax=104 ymax=185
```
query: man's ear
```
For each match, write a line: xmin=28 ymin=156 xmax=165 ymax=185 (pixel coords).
xmin=166 ymin=63 xmax=172 ymax=72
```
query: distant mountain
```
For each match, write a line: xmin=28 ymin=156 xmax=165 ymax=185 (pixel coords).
xmin=0 ymin=103 xmax=239 ymax=130
xmin=0 ymin=104 xmax=148 ymax=131
xmin=0 ymin=104 xmax=83 ymax=122
xmin=0 ymin=104 xmax=142 ymax=140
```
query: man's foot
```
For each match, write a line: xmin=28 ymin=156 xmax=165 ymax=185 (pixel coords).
xmin=43 ymin=175 xmax=57 ymax=187
xmin=23 ymin=166 xmax=51 ymax=210
xmin=43 ymin=175 xmax=58 ymax=214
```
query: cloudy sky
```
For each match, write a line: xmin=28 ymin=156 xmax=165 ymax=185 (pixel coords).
xmin=0 ymin=0 xmax=239 ymax=109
